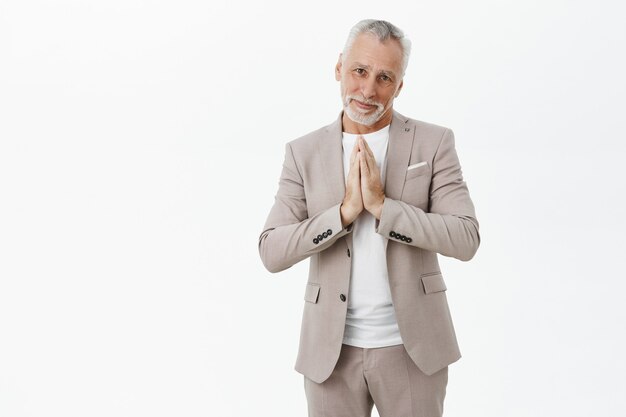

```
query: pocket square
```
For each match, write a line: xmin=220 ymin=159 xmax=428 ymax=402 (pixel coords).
xmin=407 ymin=161 xmax=427 ymax=170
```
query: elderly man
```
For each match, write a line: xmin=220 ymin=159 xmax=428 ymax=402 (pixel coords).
xmin=258 ymin=19 xmax=480 ymax=417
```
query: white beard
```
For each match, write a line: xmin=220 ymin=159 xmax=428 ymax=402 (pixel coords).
xmin=341 ymin=88 xmax=386 ymax=126
xmin=344 ymin=101 xmax=385 ymax=126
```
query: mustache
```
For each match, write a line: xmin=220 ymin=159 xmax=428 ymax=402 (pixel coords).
xmin=345 ymin=95 xmax=384 ymax=110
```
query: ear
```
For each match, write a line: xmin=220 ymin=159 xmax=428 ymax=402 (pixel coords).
xmin=394 ymin=79 xmax=404 ymax=98
xmin=335 ymin=53 xmax=342 ymax=81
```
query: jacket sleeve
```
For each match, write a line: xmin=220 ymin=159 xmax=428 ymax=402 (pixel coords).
xmin=258 ymin=142 xmax=354 ymax=273
xmin=375 ymin=128 xmax=480 ymax=261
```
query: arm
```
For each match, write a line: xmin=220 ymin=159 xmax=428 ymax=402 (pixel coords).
xmin=375 ymin=128 xmax=480 ymax=261
xmin=258 ymin=143 xmax=354 ymax=273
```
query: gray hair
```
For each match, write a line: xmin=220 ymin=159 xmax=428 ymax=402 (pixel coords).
xmin=342 ymin=19 xmax=412 ymax=77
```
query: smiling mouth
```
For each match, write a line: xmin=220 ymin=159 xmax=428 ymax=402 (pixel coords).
xmin=353 ymin=100 xmax=375 ymax=110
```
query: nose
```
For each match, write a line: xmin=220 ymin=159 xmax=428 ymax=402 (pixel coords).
xmin=360 ymin=76 xmax=376 ymax=100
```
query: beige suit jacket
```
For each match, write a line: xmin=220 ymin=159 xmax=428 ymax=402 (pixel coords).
xmin=258 ymin=109 xmax=480 ymax=384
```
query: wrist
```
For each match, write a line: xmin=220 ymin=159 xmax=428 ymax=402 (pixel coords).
xmin=340 ymin=203 xmax=358 ymax=228
xmin=371 ymin=197 xmax=385 ymax=220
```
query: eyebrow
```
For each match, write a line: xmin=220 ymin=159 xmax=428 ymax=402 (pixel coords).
xmin=352 ymin=62 xmax=397 ymax=78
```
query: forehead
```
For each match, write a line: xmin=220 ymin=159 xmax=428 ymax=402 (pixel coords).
xmin=344 ymin=33 xmax=403 ymax=73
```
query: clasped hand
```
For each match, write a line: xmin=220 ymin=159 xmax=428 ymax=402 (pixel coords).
xmin=340 ymin=136 xmax=385 ymax=227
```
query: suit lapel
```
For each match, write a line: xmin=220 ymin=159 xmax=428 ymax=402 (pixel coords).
xmin=318 ymin=111 xmax=345 ymax=206
xmin=384 ymin=110 xmax=414 ymax=200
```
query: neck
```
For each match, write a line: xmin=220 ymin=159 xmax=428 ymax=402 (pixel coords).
xmin=342 ymin=107 xmax=393 ymax=134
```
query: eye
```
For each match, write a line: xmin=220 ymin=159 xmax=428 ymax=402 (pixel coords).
xmin=380 ymin=75 xmax=391 ymax=82
xmin=354 ymin=68 xmax=366 ymax=75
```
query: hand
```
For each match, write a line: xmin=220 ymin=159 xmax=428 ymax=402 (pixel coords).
xmin=358 ymin=137 xmax=385 ymax=219
xmin=340 ymin=139 xmax=364 ymax=227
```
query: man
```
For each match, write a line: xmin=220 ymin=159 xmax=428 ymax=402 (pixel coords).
xmin=258 ymin=19 xmax=480 ymax=417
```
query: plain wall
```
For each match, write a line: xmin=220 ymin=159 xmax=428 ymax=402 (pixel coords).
xmin=1 ymin=1 xmax=625 ymax=416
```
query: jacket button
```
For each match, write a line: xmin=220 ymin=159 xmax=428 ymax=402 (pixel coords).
xmin=327 ymin=229 xmax=332 ymax=235
xmin=390 ymin=231 xmax=396 ymax=238
xmin=317 ymin=234 xmax=323 ymax=241
xmin=406 ymin=237 xmax=412 ymax=243
xmin=400 ymin=235 xmax=407 ymax=241
xmin=339 ymin=294 xmax=346 ymax=302
xmin=313 ymin=238 xmax=319 ymax=244
xmin=322 ymin=231 xmax=328 ymax=238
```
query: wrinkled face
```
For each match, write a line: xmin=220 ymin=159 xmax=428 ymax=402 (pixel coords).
xmin=335 ymin=33 xmax=404 ymax=127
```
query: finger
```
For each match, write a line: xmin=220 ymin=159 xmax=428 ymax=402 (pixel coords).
xmin=357 ymin=138 xmax=373 ymax=168
xmin=360 ymin=140 xmax=375 ymax=171
xmin=360 ymin=137 xmax=374 ymax=157
xmin=361 ymin=140 xmax=379 ymax=173
xmin=352 ymin=150 xmax=360 ymax=176
xmin=360 ymin=136 xmax=370 ymax=152
xmin=358 ymin=136 xmax=364 ymax=151
xmin=359 ymin=148 xmax=369 ymax=177
xmin=352 ymin=141 xmax=360 ymax=165
xmin=350 ymin=141 xmax=358 ymax=165
xmin=358 ymin=138 xmax=369 ymax=164
xmin=351 ymin=149 xmax=361 ymax=180
xmin=366 ymin=151 xmax=378 ymax=174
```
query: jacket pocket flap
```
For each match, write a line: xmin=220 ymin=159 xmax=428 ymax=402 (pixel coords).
xmin=421 ymin=273 xmax=447 ymax=294
xmin=304 ymin=283 xmax=321 ymax=303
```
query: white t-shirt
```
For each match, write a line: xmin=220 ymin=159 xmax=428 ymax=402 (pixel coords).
xmin=341 ymin=124 xmax=403 ymax=348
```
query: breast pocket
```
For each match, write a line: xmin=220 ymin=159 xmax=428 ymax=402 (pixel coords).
xmin=405 ymin=161 xmax=430 ymax=180
xmin=402 ymin=161 xmax=431 ymax=206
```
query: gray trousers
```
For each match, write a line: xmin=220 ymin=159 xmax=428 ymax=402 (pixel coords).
xmin=304 ymin=343 xmax=448 ymax=417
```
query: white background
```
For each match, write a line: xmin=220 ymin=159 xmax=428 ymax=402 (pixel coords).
xmin=1 ymin=1 xmax=625 ymax=416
